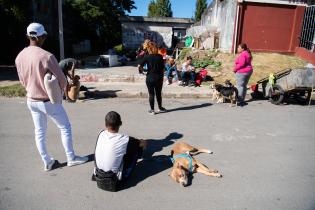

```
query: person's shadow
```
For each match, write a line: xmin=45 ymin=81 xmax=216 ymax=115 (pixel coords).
xmin=160 ymin=103 xmax=212 ymax=113
xmin=143 ymin=132 xmax=183 ymax=158
xmin=121 ymin=132 xmax=183 ymax=190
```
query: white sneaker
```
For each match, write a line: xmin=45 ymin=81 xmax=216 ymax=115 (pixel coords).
xmin=44 ymin=158 xmax=56 ymax=171
xmin=67 ymin=155 xmax=89 ymax=167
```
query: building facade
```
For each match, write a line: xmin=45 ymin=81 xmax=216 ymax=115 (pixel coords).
xmin=120 ymin=16 xmax=194 ymax=49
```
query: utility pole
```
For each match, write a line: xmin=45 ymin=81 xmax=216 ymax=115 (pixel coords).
xmin=58 ymin=0 xmax=65 ymax=60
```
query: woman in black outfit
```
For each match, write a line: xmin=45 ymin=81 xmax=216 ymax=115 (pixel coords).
xmin=139 ymin=41 xmax=167 ymax=115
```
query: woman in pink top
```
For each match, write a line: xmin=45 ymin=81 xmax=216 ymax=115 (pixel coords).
xmin=234 ymin=43 xmax=253 ymax=105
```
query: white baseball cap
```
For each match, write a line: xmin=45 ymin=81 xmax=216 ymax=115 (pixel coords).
xmin=26 ymin=23 xmax=47 ymax=37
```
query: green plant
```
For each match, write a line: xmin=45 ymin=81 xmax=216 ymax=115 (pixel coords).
xmin=207 ymin=49 xmax=220 ymax=58
xmin=0 ymin=84 xmax=26 ymax=97
xmin=177 ymin=48 xmax=192 ymax=61
xmin=114 ymin=44 xmax=124 ymax=55
xmin=193 ymin=58 xmax=221 ymax=69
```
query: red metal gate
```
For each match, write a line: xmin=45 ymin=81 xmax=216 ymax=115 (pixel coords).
xmin=236 ymin=2 xmax=305 ymax=53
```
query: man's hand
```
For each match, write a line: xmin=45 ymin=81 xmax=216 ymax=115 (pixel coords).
xmin=139 ymin=139 xmax=148 ymax=149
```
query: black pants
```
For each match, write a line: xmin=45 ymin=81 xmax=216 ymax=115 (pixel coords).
xmin=146 ymin=78 xmax=163 ymax=110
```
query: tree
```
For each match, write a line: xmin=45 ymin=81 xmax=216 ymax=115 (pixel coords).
xmin=0 ymin=0 xmax=31 ymax=63
xmin=147 ymin=0 xmax=172 ymax=18
xmin=194 ymin=0 xmax=207 ymax=22
xmin=65 ymin=0 xmax=136 ymax=53
xmin=148 ymin=0 xmax=156 ymax=17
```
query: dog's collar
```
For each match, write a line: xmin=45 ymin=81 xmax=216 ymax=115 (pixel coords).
xmin=170 ymin=153 xmax=193 ymax=172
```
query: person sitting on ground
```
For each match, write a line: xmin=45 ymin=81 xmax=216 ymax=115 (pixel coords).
xmin=59 ymin=58 xmax=81 ymax=102
xmin=181 ymin=56 xmax=196 ymax=86
xmin=165 ymin=57 xmax=178 ymax=85
xmin=92 ymin=111 xmax=147 ymax=191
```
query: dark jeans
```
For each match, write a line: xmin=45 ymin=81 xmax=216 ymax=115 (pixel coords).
xmin=181 ymin=71 xmax=196 ymax=84
xmin=122 ymin=148 xmax=143 ymax=180
xmin=146 ymin=78 xmax=163 ymax=110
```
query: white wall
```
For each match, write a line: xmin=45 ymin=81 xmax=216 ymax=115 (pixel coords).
xmin=187 ymin=0 xmax=237 ymax=52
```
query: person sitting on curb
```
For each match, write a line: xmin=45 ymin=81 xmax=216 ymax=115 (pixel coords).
xmin=59 ymin=58 xmax=81 ymax=102
xmin=92 ymin=111 xmax=147 ymax=191
xmin=165 ymin=57 xmax=178 ymax=85
xmin=181 ymin=56 xmax=196 ymax=86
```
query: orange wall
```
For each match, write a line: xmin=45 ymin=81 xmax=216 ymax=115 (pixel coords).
xmin=237 ymin=3 xmax=305 ymax=53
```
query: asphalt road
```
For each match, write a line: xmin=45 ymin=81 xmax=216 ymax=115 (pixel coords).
xmin=0 ymin=97 xmax=315 ymax=210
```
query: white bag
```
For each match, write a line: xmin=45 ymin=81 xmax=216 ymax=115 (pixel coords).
xmin=44 ymin=72 xmax=63 ymax=104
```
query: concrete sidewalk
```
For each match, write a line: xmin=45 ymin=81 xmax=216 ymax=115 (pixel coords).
xmin=80 ymin=82 xmax=212 ymax=99
xmin=77 ymin=66 xmax=213 ymax=99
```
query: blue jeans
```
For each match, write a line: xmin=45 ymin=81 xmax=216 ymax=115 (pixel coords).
xmin=166 ymin=67 xmax=178 ymax=81
xmin=235 ymin=71 xmax=252 ymax=102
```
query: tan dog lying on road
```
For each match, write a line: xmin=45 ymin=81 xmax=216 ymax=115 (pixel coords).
xmin=169 ymin=142 xmax=222 ymax=187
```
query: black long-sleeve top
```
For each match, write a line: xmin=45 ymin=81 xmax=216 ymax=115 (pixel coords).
xmin=139 ymin=54 xmax=164 ymax=82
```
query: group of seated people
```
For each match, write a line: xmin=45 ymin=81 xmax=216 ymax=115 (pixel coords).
xmin=165 ymin=56 xmax=197 ymax=86
xmin=137 ymin=39 xmax=198 ymax=87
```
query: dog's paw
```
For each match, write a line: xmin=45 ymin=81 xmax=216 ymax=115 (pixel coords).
xmin=216 ymin=173 xmax=223 ymax=178
xmin=208 ymin=150 xmax=213 ymax=154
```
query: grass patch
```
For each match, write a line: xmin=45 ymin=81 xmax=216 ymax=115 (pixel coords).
xmin=0 ymin=84 xmax=26 ymax=97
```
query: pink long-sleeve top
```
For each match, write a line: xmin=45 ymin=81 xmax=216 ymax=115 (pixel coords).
xmin=15 ymin=46 xmax=67 ymax=101
xmin=234 ymin=50 xmax=253 ymax=73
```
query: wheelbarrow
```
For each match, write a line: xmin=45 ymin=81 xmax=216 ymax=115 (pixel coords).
xmin=251 ymin=68 xmax=315 ymax=105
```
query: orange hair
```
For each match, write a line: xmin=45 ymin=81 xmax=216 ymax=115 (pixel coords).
xmin=146 ymin=41 xmax=158 ymax=54
xmin=143 ymin=39 xmax=151 ymax=50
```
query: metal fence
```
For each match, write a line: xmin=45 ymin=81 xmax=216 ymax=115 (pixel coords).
xmin=300 ymin=6 xmax=315 ymax=52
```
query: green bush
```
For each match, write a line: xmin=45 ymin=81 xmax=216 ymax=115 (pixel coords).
xmin=114 ymin=44 xmax=124 ymax=55
xmin=0 ymin=84 xmax=26 ymax=97
xmin=177 ymin=48 xmax=192 ymax=61
xmin=193 ymin=58 xmax=221 ymax=69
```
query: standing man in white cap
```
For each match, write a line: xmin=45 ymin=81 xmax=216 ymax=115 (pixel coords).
xmin=15 ymin=23 xmax=88 ymax=171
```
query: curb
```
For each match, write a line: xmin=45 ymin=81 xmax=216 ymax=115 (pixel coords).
xmin=81 ymin=90 xmax=212 ymax=99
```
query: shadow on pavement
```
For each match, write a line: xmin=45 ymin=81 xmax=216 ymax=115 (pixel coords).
xmin=121 ymin=132 xmax=183 ymax=190
xmin=52 ymin=154 xmax=95 ymax=170
xmin=143 ymin=132 xmax=183 ymax=158
xmin=122 ymin=154 xmax=173 ymax=190
xmin=165 ymin=103 xmax=212 ymax=113
xmin=82 ymin=90 xmax=122 ymax=100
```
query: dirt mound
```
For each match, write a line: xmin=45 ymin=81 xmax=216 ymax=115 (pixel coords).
xmin=176 ymin=49 xmax=306 ymax=85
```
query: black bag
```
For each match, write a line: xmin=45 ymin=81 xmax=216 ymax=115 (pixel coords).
xmin=95 ymin=168 xmax=119 ymax=192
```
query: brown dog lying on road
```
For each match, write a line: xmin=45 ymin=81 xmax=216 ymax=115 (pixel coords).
xmin=169 ymin=142 xmax=222 ymax=187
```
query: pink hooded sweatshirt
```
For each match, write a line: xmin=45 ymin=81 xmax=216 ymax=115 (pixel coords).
xmin=234 ymin=50 xmax=253 ymax=73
